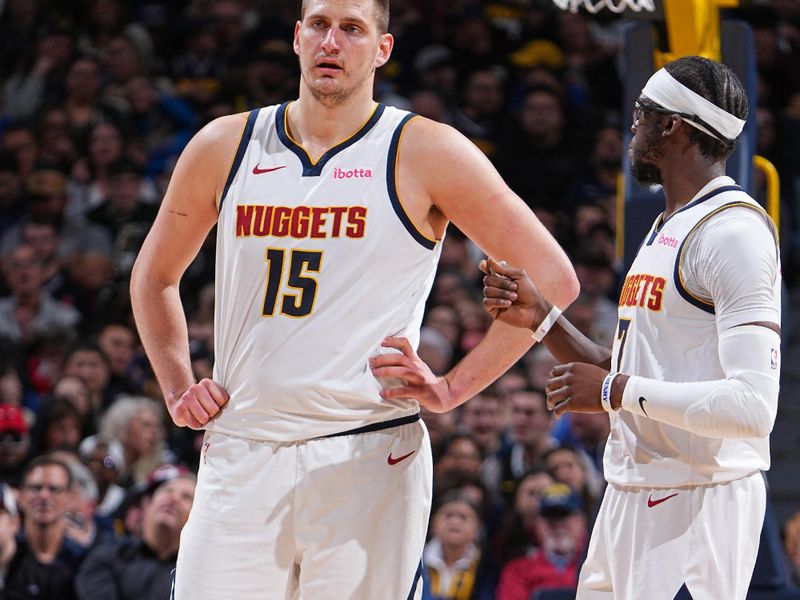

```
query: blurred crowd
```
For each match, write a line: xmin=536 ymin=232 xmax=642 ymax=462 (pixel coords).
xmin=0 ymin=0 xmax=799 ymax=599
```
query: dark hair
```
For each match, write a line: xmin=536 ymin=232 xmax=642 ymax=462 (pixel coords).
xmin=300 ymin=0 xmax=390 ymax=34
xmin=64 ymin=340 xmax=110 ymax=367
xmin=663 ymin=56 xmax=748 ymax=162
xmin=22 ymin=455 xmax=74 ymax=489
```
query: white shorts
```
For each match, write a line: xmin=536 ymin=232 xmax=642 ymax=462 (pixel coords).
xmin=577 ymin=471 xmax=766 ymax=600
xmin=173 ymin=417 xmax=432 ymax=600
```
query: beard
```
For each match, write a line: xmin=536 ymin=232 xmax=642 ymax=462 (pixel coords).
xmin=631 ymin=159 xmax=662 ymax=186
xmin=301 ymin=62 xmax=375 ymax=108
xmin=630 ymin=126 xmax=664 ymax=186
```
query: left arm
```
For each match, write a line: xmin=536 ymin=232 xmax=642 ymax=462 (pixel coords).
xmin=546 ymin=209 xmax=781 ymax=438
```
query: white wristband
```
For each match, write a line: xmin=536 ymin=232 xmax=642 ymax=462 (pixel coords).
xmin=600 ymin=372 xmax=619 ymax=413
xmin=531 ymin=306 xmax=561 ymax=342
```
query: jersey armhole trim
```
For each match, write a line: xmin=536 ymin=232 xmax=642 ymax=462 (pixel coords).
xmin=386 ymin=114 xmax=437 ymax=250
xmin=673 ymin=200 xmax=770 ymax=314
xmin=218 ymin=109 xmax=260 ymax=212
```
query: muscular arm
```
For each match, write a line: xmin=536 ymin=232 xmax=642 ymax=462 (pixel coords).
xmin=130 ymin=114 xmax=244 ymax=426
xmin=376 ymin=119 xmax=580 ymax=409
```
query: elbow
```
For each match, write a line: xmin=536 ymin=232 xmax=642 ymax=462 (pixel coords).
xmin=555 ymin=269 xmax=580 ymax=310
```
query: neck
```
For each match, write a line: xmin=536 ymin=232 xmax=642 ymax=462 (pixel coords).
xmin=290 ymin=85 xmax=377 ymax=157
xmin=660 ymin=155 xmax=727 ymax=219
xmin=15 ymin=290 xmax=40 ymax=308
xmin=143 ymin=526 xmax=179 ymax=561
xmin=441 ymin=541 xmax=469 ymax=566
xmin=26 ymin=521 xmax=65 ymax=563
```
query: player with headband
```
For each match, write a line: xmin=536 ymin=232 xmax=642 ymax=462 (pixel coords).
xmin=481 ymin=55 xmax=781 ymax=599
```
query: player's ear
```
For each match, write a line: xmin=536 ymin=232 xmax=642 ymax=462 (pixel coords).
xmin=375 ymin=33 xmax=394 ymax=68
xmin=293 ymin=21 xmax=302 ymax=56
xmin=662 ymin=115 xmax=682 ymax=137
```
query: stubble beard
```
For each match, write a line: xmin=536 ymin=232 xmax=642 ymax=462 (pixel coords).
xmin=301 ymin=63 xmax=375 ymax=108
xmin=631 ymin=127 xmax=664 ymax=186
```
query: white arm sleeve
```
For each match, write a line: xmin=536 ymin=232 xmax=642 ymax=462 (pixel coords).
xmin=622 ymin=325 xmax=780 ymax=438
xmin=620 ymin=205 xmax=782 ymax=439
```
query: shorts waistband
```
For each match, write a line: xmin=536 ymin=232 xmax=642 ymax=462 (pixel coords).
xmin=321 ymin=413 xmax=421 ymax=439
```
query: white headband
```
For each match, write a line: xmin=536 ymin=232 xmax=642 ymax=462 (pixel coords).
xmin=641 ymin=68 xmax=746 ymax=142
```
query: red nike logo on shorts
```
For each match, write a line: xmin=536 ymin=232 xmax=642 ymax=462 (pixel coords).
xmin=252 ymin=164 xmax=286 ymax=174
xmin=387 ymin=451 xmax=415 ymax=465
xmin=647 ymin=492 xmax=678 ymax=508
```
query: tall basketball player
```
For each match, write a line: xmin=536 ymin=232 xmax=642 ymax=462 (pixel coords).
xmin=481 ymin=56 xmax=781 ymax=600
xmin=129 ymin=0 xmax=579 ymax=598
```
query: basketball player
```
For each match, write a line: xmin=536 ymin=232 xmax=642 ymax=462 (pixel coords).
xmin=481 ymin=56 xmax=781 ymax=600
xmin=129 ymin=0 xmax=579 ymax=598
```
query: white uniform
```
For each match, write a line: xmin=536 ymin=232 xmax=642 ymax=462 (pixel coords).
xmin=578 ymin=177 xmax=781 ymax=600
xmin=175 ymin=103 xmax=438 ymax=599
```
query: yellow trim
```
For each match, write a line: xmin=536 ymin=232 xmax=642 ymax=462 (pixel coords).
xmin=677 ymin=201 xmax=769 ymax=308
xmin=283 ymin=101 xmax=380 ymax=166
xmin=217 ymin=112 xmax=251 ymax=212
xmin=753 ymin=155 xmax=780 ymax=235
xmin=393 ymin=116 xmax=438 ymax=245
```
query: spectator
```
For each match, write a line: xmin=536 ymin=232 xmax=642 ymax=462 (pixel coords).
xmin=95 ymin=321 xmax=142 ymax=400
xmin=62 ymin=342 xmax=112 ymax=416
xmin=78 ymin=434 xmax=126 ymax=537
xmin=30 ymin=398 xmax=85 ymax=455
xmin=2 ymin=123 xmax=39 ymax=179
xmin=492 ymin=467 xmax=555 ymax=567
xmin=496 ymin=483 xmax=587 ymax=600
xmin=0 ymin=404 xmax=31 ymax=487
xmin=0 ymin=243 xmax=81 ymax=345
xmin=75 ymin=468 xmax=196 ymax=600
xmin=5 ymin=455 xmax=84 ymax=600
xmin=51 ymin=375 xmax=94 ymax=434
xmin=98 ymin=395 xmax=170 ymax=486
xmin=434 ymin=433 xmax=484 ymax=496
xmin=423 ymin=492 xmax=496 ymax=600
xmin=489 ymin=388 xmax=555 ymax=502
xmin=543 ymin=444 xmax=602 ymax=516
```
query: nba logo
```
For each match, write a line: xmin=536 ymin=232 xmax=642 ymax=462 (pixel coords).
xmin=770 ymin=348 xmax=779 ymax=370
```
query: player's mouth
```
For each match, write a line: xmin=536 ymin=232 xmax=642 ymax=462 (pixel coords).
xmin=316 ymin=60 xmax=343 ymax=75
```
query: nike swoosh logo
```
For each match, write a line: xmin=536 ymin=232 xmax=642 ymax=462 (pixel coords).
xmin=647 ymin=492 xmax=678 ymax=508
xmin=252 ymin=164 xmax=286 ymax=174
xmin=387 ymin=451 xmax=415 ymax=465
xmin=638 ymin=396 xmax=648 ymax=416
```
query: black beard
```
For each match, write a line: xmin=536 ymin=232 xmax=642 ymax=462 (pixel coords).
xmin=631 ymin=159 xmax=662 ymax=186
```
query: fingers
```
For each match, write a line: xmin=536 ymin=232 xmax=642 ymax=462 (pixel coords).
xmin=371 ymin=366 xmax=424 ymax=385
xmin=486 ymin=257 xmax=526 ymax=279
xmin=380 ymin=337 xmax=413 ymax=357
xmin=172 ymin=380 xmax=230 ymax=429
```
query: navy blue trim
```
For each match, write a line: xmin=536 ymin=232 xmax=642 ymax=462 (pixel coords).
xmin=673 ymin=199 xmax=755 ymax=315
xmin=387 ymin=114 xmax=436 ymax=250
xmin=649 ymin=185 xmax=742 ymax=241
xmin=321 ymin=413 xmax=420 ymax=439
xmin=170 ymin=568 xmax=176 ymax=599
xmin=406 ymin=560 xmax=423 ymax=600
xmin=219 ymin=109 xmax=259 ymax=212
xmin=275 ymin=102 xmax=385 ymax=177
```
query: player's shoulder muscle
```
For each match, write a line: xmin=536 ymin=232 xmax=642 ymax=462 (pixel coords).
xmin=169 ymin=112 xmax=250 ymax=209
xmin=399 ymin=116 xmax=506 ymax=204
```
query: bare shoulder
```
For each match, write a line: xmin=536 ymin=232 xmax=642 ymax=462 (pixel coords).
xmin=400 ymin=116 xmax=486 ymax=166
xmin=398 ymin=115 xmax=509 ymax=210
xmin=185 ymin=112 xmax=250 ymax=165
xmin=168 ymin=112 xmax=251 ymax=206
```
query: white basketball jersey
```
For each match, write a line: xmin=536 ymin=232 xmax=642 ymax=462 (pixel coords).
xmin=208 ymin=103 xmax=442 ymax=442
xmin=604 ymin=178 xmax=781 ymax=487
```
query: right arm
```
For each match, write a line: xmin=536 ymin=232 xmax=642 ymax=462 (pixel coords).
xmin=482 ymin=257 xmax=612 ymax=367
xmin=130 ymin=113 xmax=245 ymax=428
